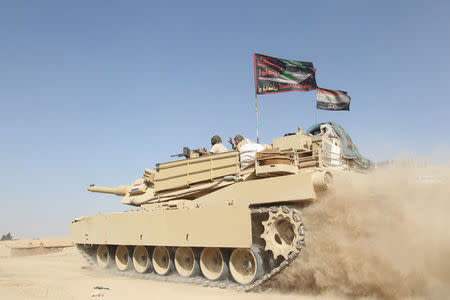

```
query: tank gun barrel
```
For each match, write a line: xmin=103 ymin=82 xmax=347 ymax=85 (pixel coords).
xmin=88 ymin=185 xmax=130 ymax=196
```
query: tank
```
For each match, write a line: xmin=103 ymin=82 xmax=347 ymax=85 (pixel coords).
xmin=71 ymin=123 xmax=370 ymax=291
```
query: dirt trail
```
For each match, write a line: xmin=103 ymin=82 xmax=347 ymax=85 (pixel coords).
xmin=0 ymin=247 xmax=336 ymax=300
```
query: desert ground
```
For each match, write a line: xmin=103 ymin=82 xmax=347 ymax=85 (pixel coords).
xmin=1 ymin=166 xmax=449 ymax=300
xmin=0 ymin=245 xmax=337 ymax=300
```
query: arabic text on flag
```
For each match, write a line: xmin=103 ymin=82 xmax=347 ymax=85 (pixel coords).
xmin=254 ymin=53 xmax=317 ymax=95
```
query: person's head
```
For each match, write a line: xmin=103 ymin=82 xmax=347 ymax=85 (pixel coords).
xmin=211 ymin=135 xmax=222 ymax=145
xmin=234 ymin=134 xmax=244 ymax=144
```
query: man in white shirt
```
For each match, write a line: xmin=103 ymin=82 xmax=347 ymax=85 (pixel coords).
xmin=228 ymin=134 xmax=254 ymax=151
xmin=228 ymin=134 xmax=265 ymax=169
xmin=198 ymin=135 xmax=228 ymax=155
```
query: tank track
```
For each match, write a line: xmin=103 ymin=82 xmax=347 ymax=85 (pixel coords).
xmin=76 ymin=206 xmax=304 ymax=292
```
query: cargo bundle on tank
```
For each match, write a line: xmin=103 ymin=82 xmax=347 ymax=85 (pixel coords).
xmin=71 ymin=122 xmax=370 ymax=290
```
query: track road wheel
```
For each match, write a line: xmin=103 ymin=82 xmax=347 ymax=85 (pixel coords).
xmin=115 ymin=245 xmax=133 ymax=271
xmin=96 ymin=245 xmax=114 ymax=269
xmin=200 ymin=247 xmax=229 ymax=281
xmin=229 ymin=246 xmax=264 ymax=285
xmin=133 ymin=246 xmax=152 ymax=274
xmin=152 ymin=246 xmax=173 ymax=276
xmin=174 ymin=247 xmax=200 ymax=277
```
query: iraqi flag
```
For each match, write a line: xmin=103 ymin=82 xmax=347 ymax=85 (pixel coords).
xmin=316 ymin=87 xmax=351 ymax=111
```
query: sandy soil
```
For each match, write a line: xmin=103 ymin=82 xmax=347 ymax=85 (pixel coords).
xmin=0 ymin=247 xmax=335 ymax=300
xmin=1 ymin=165 xmax=448 ymax=300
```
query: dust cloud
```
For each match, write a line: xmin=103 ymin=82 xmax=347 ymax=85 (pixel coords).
xmin=268 ymin=162 xmax=450 ymax=299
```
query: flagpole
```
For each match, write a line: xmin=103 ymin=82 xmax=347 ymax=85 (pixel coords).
xmin=315 ymin=106 xmax=318 ymax=123
xmin=314 ymin=88 xmax=317 ymax=123
xmin=255 ymin=94 xmax=260 ymax=143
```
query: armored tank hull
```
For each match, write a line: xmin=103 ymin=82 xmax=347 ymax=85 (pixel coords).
xmin=71 ymin=124 xmax=369 ymax=290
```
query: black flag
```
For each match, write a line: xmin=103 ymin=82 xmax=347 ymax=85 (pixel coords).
xmin=316 ymin=87 xmax=351 ymax=111
xmin=254 ymin=53 xmax=317 ymax=95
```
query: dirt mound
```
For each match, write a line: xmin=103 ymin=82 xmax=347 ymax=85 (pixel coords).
xmin=0 ymin=237 xmax=73 ymax=257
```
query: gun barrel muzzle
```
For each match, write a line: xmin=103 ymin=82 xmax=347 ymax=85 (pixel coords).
xmin=87 ymin=185 xmax=130 ymax=196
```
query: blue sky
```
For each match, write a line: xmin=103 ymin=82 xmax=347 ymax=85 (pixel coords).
xmin=1 ymin=1 xmax=449 ymax=238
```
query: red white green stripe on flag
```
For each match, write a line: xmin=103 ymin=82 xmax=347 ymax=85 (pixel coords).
xmin=316 ymin=87 xmax=351 ymax=111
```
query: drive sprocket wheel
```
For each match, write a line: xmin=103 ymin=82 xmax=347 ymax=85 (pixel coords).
xmin=260 ymin=206 xmax=304 ymax=260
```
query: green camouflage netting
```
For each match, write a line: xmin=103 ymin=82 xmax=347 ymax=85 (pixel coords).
xmin=307 ymin=121 xmax=372 ymax=168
